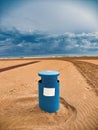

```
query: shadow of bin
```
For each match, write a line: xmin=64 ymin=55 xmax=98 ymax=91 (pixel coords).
xmin=38 ymin=70 xmax=60 ymax=113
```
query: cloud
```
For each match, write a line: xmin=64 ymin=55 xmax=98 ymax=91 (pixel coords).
xmin=0 ymin=28 xmax=98 ymax=57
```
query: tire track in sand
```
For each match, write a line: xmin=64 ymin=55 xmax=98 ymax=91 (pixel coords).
xmin=71 ymin=60 xmax=98 ymax=96
xmin=57 ymin=59 xmax=98 ymax=130
xmin=65 ymin=60 xmax=98 ymax=130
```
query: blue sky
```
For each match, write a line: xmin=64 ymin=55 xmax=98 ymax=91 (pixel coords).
xmin=0 ymin=0 xmax=98 ymax=33
xmin=0 ymin=0 xmax=98 ymax=57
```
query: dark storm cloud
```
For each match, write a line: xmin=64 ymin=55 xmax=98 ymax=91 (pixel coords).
xmin=0 ymin=28 xmax=98 ymax=57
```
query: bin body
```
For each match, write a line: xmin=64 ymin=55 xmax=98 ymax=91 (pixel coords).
xmin=38 ymin=71 xmax=60 ymax=113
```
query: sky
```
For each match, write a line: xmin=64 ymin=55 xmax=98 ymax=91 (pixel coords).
xmin=0 ymin=0 xmax=98 ymax=57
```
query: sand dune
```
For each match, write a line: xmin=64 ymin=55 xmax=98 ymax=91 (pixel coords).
xmin=0 ymin=58 xmax=98 ymax=130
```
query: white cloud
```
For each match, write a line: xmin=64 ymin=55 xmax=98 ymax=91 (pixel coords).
xmin=17 ymin=43 xmax=23 ymax=47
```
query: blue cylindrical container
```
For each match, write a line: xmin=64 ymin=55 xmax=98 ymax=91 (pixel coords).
xmin=38 ymin=70 xmax=60 ymax=113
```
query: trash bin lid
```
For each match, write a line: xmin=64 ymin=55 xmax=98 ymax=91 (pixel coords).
xmin=38 ymin=70 xmax=60 ymax=76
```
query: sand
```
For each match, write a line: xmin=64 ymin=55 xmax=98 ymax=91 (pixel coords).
xmin=0 ymin=58 xmax=98 ymax=130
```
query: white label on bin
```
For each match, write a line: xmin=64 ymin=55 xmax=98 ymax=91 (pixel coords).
xmin=43 ymin=88 xmax=55 ymax=96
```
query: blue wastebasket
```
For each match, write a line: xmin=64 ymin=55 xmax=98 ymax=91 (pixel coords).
xmin=38 ymin=70 xmax=60 ymax=113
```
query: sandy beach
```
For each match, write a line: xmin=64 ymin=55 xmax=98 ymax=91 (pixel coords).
xmin=0 ymin=57 xmax=98 ymax=130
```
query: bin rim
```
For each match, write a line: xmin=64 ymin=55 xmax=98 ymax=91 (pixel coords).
xmin=38 ymin=70 xmax=60 ymax=76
